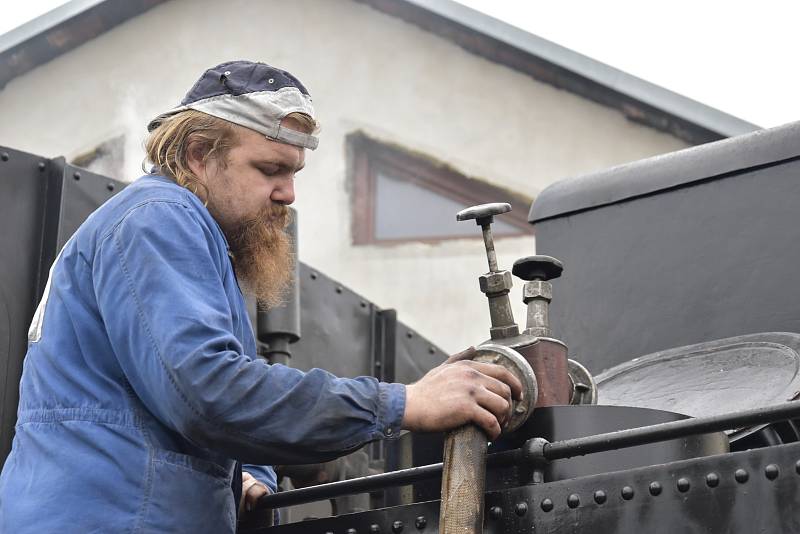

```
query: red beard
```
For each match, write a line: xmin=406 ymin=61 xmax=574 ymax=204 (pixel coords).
xmin=225 ymin=204 xmax=294 ymax=309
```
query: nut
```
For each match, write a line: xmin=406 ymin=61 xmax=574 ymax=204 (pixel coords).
xmin=479 ymin=271 xmax=513 ymax=294
xmin=522 ymin=280 xmax=552 ymax=303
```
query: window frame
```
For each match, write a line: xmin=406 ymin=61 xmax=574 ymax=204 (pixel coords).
xmin=348 ymin=133 xmax=533 ymax=245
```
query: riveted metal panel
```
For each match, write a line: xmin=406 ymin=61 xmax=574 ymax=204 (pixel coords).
xmin=252 ymin=441 xmax=800 ymax=533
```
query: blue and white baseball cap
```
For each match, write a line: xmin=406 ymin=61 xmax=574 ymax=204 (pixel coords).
xmin=148 ymin=60 xmax=318 ymax=150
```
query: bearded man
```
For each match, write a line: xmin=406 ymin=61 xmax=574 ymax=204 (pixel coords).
xmin=0 ymin=61 xmax=522 ymax=533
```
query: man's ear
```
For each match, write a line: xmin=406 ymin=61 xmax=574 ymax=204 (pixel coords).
xmin=185 ymin=137 xmax=207 ymax=178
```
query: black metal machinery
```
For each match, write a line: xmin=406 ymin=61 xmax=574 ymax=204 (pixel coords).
xmin=245 ymin=121 xmax=800 ymax=533
xmin=3 ymin=119 xmax=800 ymax=533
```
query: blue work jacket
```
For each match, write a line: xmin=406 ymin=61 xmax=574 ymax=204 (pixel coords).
xmin=0 ymin=175 xmax=405 ymax=533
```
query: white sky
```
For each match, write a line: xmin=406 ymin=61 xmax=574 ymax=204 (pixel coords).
xmin=3 ymin=0 xmax=799 ymax=128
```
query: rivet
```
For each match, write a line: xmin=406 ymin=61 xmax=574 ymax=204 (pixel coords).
xmin=567 ymin=494 xmax=580 ymax=508
xmin=335 ymin=286 xmax=343 ymax=294
xmin=795 ymin=460 xmax=800 ymax=475
xmin=406 ymin=331 xmax=413 ymax=339
xmin=106 ymin=183 xmax=115 ymax=192
xmin=369 ymin=525 xmax=380 ymax=533
xmin=310 ymin=272 xmax=318 ymax=280
xmin=360 ymin=301 xmax=367 ymax=308
xmin=765 ymin=464 xmax=780 ymax=480
xmin=414 ymin=516 xmax=426 ymax=529
xmin=268 ymin=78 xmax=275 ymax=84
xmin=347 ymin=529 xmax=357 ymax=534
xmin=392 ymin=520 xmax=404 ymax=533
xmin=73 ymin=171 xmax=81 ymax=180
xmin=593 ymin=490 xmax=606 ymax=504
xmin=489 ymin=506 xmax=502 ymax=520
xmin=514 ymin=502 xmax=527 ymax=516
xmin=38 ymin=161 xmax=46 ymax=171
xmin=1 ymin=152 xmax=8 ymax=161
xmin=428 ymin=347 xmax=435 ymax=354
xmin=706 ymin=472 xmax=720 ymax=487
xmin=735 ymin=469 xmax=749 ymax=483
xmin=621 ymin=486 xmax=634 ymax=500
xmin=677 ymin=477 xmax=690 ymax=492
xmin=649 ymin=481 xmax=662 ymax=496
xmin=540 ymin=498 xmax=553 ymax=512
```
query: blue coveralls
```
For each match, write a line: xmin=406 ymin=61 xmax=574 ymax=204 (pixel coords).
xmin=0 ymin=175 xmax=405 ymax=533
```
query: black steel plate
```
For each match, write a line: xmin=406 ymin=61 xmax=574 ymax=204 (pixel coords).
xmin=597 ymin=333 xmax=800 ymax=440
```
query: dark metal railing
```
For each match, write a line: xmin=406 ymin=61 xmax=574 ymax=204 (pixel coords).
xmin=256 ymin=401 xmax=800 ymax=509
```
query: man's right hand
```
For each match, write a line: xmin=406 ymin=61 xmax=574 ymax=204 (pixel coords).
xmin=400 ymin=347 xmax=524 ymax=440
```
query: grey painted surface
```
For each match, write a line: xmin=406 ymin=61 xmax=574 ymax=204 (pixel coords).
xmin=532 ymin=122 xmax=800 ymax=373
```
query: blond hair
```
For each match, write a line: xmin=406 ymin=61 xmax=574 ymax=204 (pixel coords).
xmin=143 ymin=110 xmax=317 ymax=202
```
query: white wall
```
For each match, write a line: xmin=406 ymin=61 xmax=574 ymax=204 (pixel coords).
xmin=0 ymin=0 xmax=688 ymax=358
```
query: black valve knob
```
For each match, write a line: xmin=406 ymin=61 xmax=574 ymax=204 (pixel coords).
xmin=512 ymin=255 xmax=563 ymax=281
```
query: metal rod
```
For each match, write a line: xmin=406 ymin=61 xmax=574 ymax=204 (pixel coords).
xmin=543 ymin=400 xmax=800 ymax=461
xmin=480 ymin=223 xmax=498 ymax=272
xmin=256 ymin=401 xmax=800 ymax=509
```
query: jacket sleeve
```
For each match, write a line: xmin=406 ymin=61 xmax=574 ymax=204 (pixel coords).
xmin=93 ymin=199 xmax=405 ymax=464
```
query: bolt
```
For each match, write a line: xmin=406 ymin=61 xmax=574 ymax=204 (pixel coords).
xmin=489 ymin=506 xmax=502 ymax=520
xmin=649 ymin=482 xmax=662 ymax=496
xmin=677 ymin=477 xmax=690 ymax=492
xmin=765 ymin=464 xmax=780 ymax=480
xmin=360 ymin=301 xmax=367 ymax=308
xmin=335 ymin=286 xmax=343 ymax=294
xmin=540 ymin=498 xmax=553 ymax=512
xmin=347 ymin=529 xmax=357 ymax=534
xmin=706 ymin=472 xmax=720 ymax=487
xmin=107 ymin=183 xmax=115 ymax=192
xmin=0 ymin=152 xmax=8 ymax=161
xmin=593 ymin=490 xmax=606 ymax=504
xmin=735 ymin=469 xmax=749 ymax=483
xmin=392 ymin=520 xmax=404 ymax=533
xmin=414 ymin=516 xmax=426 ymax=529
xmin=567 ymin=494 xmax=580 ymax=508
xmin=310 ymin=272 xmax=318 ymax=280
xmin=73 ymin=171 xmax=81 ymax=180
xmin=38 ymin=161 xmax=46 ymax=171
xmin=370 ymin=525 xmax=380 ymax=533
xmin=514 ymin=502 xmax=527 ymax=516
xmin=621 ymin=486 xmax=634 ymax=500
xmin=428 ymin=347 xmax=435 ymax=354
xmin=406 ymin=331 xmax=413 ymax=339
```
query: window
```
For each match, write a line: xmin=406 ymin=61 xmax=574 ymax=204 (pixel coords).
xmin=348 ymin=133 xmax=532 ymax=245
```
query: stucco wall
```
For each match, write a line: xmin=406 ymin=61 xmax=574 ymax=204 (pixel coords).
xmin=0 ymin=0 xmax=688 ymax=358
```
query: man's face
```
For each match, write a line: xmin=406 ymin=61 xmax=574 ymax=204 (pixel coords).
xmin=189 ymin=118 xmax=307 ymax=308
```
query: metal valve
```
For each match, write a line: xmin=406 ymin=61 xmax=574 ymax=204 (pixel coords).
xmin=512 ymin=255 xmax=563 ymax=338
xmin=456 ymin=203 xmax=519 ymax=340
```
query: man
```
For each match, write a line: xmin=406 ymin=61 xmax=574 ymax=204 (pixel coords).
xmin=0 ymin=61 xmax=522 ymax=532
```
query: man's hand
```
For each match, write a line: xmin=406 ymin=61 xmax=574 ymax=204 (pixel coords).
xmin=401 ymin=347 xmax=524 ymax=440
xmin=240 ymin=471 xmax=270 ymax=514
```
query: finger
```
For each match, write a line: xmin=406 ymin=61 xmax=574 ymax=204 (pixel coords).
xmin=470 ymin=385 xmax=512 ymax=427
xmin=471 ymin=405 xmax=502 ymax=440
xmin=445 ymin=346 xmax=477 ymax=364
xmin=464 ymin=361 xmax=523 ymax=401
xmin=245 ymin=481 xmax=269 ymax=512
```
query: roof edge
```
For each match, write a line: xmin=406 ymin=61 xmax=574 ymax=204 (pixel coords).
xmin=356 ymin=0 xmax=760 ymax=144
xmin=0 ymin=0 xmax=167 ymax=90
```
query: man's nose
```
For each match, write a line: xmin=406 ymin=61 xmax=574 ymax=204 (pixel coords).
xmin=271 ymin=179 xmax=295 ymax=205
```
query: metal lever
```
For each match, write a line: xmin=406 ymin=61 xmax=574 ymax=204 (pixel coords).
xmin=456 ymin=203 xmax=519 ymax=340
xmin=512 ymin=255 xmax=563 ymax=338
xmin=439 ymin=345 xmax=537 ymax=534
